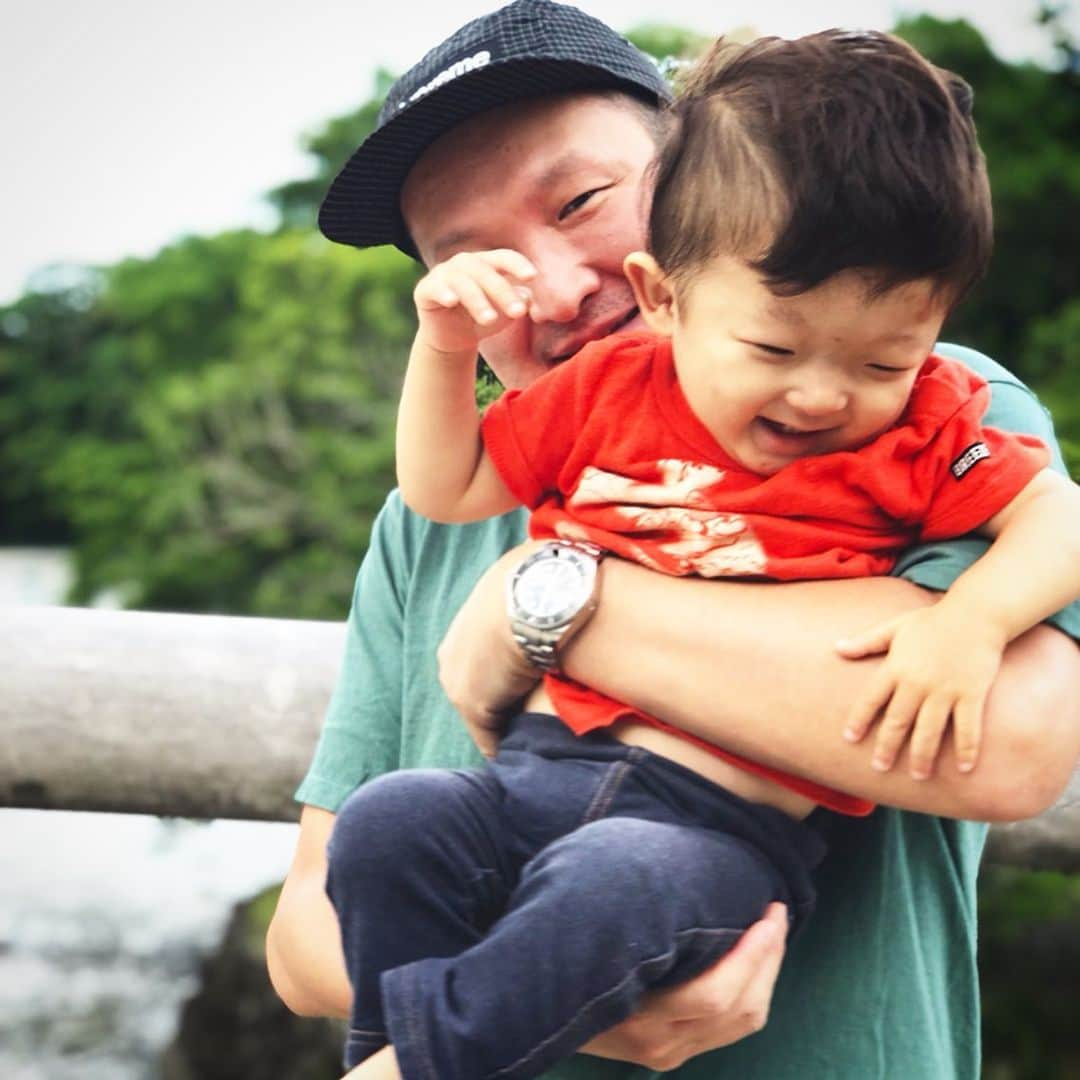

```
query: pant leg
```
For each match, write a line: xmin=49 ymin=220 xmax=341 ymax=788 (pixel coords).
xmin=382 ymin=814 xmax=791 ymax=1080
xmin=325 ymin=767 xmax=513 ymax=1069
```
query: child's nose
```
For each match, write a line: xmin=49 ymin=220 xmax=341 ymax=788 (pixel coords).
xmin=785 ymin=383 xmax=849 ymax=417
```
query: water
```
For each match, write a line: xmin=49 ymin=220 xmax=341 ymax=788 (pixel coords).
xmin=0 ymin=548 xmax=78 ymax=608
xmin=0 ymin=809 xmax=297 ymax=1078
xmin=0 ymin=549 xmax=300 ymax=1077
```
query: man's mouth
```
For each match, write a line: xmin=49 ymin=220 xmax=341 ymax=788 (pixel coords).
xmin=548 ymin=307 xmax=640 ymax=363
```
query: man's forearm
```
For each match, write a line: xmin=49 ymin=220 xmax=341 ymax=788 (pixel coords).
xmin=267 ymin=879 xmax=352 ymax=1019
xmin=267 ymin=807 xmax=353 ymax=1019
xmin=562 ymin=560 xmax=1080 ymax=821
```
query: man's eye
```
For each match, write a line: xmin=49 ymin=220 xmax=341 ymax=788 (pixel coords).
xmin=558 ymin=189 xmax=601 ymax=221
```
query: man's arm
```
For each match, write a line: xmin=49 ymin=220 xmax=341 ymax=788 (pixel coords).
xmin=439 ymin=548 xmax=1079 ymax=822
xmin=266 ymin=805 xmax=351 ymax=1018
xmin=268 ymin=493 xmax=414 ymax=1019
xmin=568 ymin=561 xmax=1079 ymax=820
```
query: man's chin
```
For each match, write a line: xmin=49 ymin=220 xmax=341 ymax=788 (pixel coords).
xmin=493 ymin=356 xmax=560 ymax=390
xmin=618 ymin=311 xmax=649 ymax=336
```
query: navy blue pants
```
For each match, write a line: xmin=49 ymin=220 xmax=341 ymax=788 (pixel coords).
xmin=325 ymin=713 xmax=825 ymax=1080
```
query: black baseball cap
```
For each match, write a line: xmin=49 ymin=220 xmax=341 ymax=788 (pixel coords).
xmin=318 ymin=0 xmax=672 ymax=255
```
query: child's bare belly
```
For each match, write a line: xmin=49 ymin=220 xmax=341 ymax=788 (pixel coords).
xmin=524 ymin=685 xmax=815 ymax=820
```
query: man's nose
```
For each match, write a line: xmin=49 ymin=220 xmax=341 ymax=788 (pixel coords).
xmin=524 ymin=240 xmax=601 ymax=323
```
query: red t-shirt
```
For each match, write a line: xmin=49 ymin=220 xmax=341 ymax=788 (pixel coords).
xmin=482 ymin=332 xmax=1048 ymax=814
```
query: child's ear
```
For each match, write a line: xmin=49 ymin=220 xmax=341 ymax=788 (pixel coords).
xmin=623 ymin=252 xmax=677 ymax=336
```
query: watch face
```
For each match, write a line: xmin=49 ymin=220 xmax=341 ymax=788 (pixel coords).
xmin=511 ymin=550 xmax=594 ymax=628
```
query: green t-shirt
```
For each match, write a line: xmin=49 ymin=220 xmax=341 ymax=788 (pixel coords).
xmin=297 ymin=344 xmax=1079 ymax=1079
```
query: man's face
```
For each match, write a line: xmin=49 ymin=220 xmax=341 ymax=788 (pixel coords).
xmin=402 ymin=93 xmax=657 ymax=389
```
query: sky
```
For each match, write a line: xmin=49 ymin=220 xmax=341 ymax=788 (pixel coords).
xmin=2 ymin=0 xmax=1072 ymax=305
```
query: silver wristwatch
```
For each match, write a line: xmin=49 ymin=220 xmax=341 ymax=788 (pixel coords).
xmin=506 ymin=540 xmax=604 ymax=672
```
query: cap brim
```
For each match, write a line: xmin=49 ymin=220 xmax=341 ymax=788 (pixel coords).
xmin=318 ymin=57 xmax=666 ymax=256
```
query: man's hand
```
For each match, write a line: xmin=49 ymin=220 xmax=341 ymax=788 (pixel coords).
xmin=837 ymin=603 xmax=1006 ymax=780
xmin=581 ymin=903 xmax=788 ymax=1070
xmin=438 ymin=542 xmax=545 ymax=756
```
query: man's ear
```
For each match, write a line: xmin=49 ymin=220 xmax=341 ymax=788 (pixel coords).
xmin=624 ymin=252 xmax=677 ymax=336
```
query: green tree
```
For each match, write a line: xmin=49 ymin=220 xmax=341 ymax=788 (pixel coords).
xmin=896 ymin=15 xmax=1080 ymax=380
xmin=0 ymin=273 xmax=101 ymax=542
xmin=2 ymin=10 xmax=1075 ymax=623
xmin=626 ymin=24 xmax=711 ymax=66
xmin=1 ymin=230 xmax=418 ymax=617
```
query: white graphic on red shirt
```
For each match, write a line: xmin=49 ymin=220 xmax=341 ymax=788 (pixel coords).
xmin=563 ymin=460 xmax=767 ymax=577
xmin=570 ymin=460 xmax=727 ymax=508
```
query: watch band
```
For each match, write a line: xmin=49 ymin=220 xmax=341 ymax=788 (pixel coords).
xmin=510 ymin=626 xmax=563 ymax=673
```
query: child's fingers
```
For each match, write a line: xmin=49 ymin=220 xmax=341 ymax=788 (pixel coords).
xmin=870 ymin=682 xmax=923 ymax=772
xmin=952 ymin=696 xmax=984 ymax=774
xmin=434 ymin=267 xmax=508 ymax=326
xmin=907 ymin=694 xmax=952 ymax=780
xmin=843 ymin=668 xmax=895 ymax=743
xmin=444 ymin=260 xmax=529 ymax=323
xmin=835 ymin=617 xmax=900 ymax=659
xmin=477 ymin=249 xmax=538 ymax=282
xmin=414 ymin=273 xmax=463 ymax=311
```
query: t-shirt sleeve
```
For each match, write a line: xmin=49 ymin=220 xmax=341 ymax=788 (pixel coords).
xmin=480 ymin=342 xmax=607 ymax=508
xmin=294 ymin=491 xmax=408 ymax=811
xmin=893 ymin=344 xmax=1080 ymax=641
xmin=914 ymin=389 xmax=1048 ymax=541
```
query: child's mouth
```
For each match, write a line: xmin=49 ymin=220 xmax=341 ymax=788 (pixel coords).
xmin=754 ymin=417 xmax=832 ymax=454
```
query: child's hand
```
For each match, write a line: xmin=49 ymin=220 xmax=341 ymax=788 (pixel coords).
xmin=413 ymin=249 xmax=537 ymax=355
xmin=836 ymin=606 xmax=1007 ymax=780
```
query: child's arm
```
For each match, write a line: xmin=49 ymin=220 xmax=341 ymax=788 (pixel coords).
xmin=838 ymin=468 xmax=1080 ymax=780
xmin=397 ymin=250 xmax=535 ymax=523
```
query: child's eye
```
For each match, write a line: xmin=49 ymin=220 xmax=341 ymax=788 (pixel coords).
xmin=867 ymin=363 xmax=907 ymax=375
xmin=558 ymin=188 xmax=603 ymax=221
xmin=751 ymin=342 xmax=795 ymax=357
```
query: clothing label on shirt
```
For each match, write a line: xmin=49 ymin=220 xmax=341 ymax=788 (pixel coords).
xmin=950 ymin=441 xmax=990 ymax=480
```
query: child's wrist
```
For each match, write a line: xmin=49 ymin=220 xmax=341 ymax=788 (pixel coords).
xmin=412 ymin=333 xmax=479 ymax=364
xmin=934 ymin=590 xmax=1010 ymax=644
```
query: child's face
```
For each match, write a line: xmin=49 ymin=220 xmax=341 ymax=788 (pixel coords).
xmin=634 ymin=255 xmax=949 ymax=476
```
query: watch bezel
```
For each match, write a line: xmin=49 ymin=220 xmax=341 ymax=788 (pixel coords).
xmin=507 ymin=542 xmax=600 ymax=630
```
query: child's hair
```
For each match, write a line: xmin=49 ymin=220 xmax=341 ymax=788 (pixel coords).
xmin=649 ymin=29 xmax=992 ymax=306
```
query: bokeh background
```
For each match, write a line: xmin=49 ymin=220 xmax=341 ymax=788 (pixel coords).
xmin=1 ymin=2 xmax=1077 ymax=1077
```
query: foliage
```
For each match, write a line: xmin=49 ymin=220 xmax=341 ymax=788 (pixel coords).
xmin=0 ymin=272 xmax=103 ymax=542
xmin=1 ymin=231 xmax=419 ymax=617
xmin=1 ymin=10 xmax=1076 ymax=628
xmin=979 ymin=866 xmax=1080 ymax=1078
xmin=626 ymin=24 xmax=712 ymax=66
xmin=1024 ymin=298 xmax=1080 ymax=475
xmin=895 ymin=14 xmax=1080 ymax=401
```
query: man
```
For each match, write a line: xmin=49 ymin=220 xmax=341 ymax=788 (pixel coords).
xmin=267 ymin=3 xmax=1080 ymax=1077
